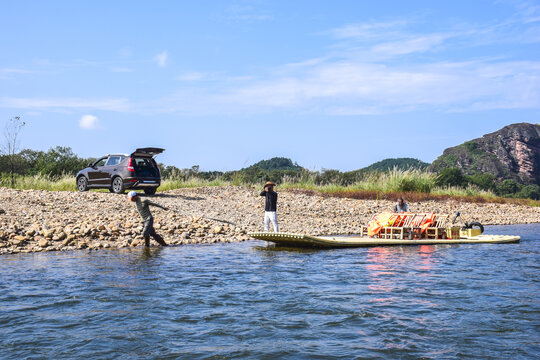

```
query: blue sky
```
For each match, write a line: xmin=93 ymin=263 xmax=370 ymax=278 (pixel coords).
xmin=1 ymin=0 xmax=539 ymax=171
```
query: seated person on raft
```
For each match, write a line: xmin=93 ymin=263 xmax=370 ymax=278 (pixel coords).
xmin=393 ymin=197 xmax=409 ymax=213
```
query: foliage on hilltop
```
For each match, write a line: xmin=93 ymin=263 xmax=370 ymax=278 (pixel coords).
xmin=363 ymin=158 xmax=430 ymax=172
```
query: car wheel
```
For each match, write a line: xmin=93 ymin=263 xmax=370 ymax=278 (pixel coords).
xmin=112 ymin=177 xmax=125 ymax=194
xmin=144 ymin=188 xmax=157 ymax=195
xmin=108 ymin=188 xmax=115 ymax=193
xmin=77 ymin=176 xmax=89 ymax=192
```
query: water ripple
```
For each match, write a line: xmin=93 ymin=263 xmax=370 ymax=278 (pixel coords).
xmin=0 ymin=224 xmax=538 ymax=359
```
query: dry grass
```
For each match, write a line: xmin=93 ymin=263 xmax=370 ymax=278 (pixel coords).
xmin=287 ymin=188 xmax=540 ymax=206
xmin=1 ymin=171 xmax=538 ymax=207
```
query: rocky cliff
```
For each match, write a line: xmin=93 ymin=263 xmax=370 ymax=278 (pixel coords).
xmin=430 ymin=123 xmax=540 ymax=184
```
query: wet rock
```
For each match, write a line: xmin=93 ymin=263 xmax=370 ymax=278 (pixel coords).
xmin=62 ymin=235 xmax=76 ymax=246
xmin=213 ymin=226 xmax=224 ymax=234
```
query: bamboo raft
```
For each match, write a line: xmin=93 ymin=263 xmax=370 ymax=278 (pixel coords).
xmin=248 ymin=232 xmax=520 ymax=248
xmin=249 ymin=212 xmax=520 ymax=248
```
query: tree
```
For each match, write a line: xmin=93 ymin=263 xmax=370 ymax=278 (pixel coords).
xmin=1 ymin=116 xmax=25 ymax=187
xmin=496 ymin=179 xmax=520 ymax=197
xmin=517 ymin=184 xmax=540 ymax=200
xmin=435 ymin=168 xmax=466 ymax=187
xmin=33 ymin=146 xmax=89 ymax=177
xmin=467 ymin=173 xmax=496 ymax=191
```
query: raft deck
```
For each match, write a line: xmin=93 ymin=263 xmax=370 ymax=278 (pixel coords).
xmin=249 ymin=232 xmax=520 ymax=248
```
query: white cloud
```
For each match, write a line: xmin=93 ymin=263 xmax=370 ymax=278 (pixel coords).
xmin=0 ymin=67 xmax=33 ymax=79
xmin=176 ymin=71 xmax=208 ymax=81
xmin=330 ymin=20 xmax=409 ymax=40
xmin=79 ymin=115 xmax=99 ymax=130
xmin=154 ymin=51 xmax=168 ymax=67
xmin=137 ymin=56 xmax=540 ymax=116
xmin=0 ymin=97 xmax=130 ymax=112
xmin=3 ymin=4 xmax=539 ymax=117
xmin=370 ymin=34 xmax=450 ymax=56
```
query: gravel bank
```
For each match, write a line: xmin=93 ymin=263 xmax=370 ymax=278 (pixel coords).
xmin=1 ymin=186 xmax=538 ymax=254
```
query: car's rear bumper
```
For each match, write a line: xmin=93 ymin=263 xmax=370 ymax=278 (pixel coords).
xmin=125 ymin=179 xmax=161 ymax=188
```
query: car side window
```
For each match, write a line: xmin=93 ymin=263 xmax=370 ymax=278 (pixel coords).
xmin=94 ymin=158 xmax=107 ymax=167
xmin=105 ymin=156 xmax=121 ymax=166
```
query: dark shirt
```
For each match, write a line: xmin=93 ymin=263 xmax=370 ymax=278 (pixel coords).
xmin=393 ymin=202 xmax=409 ymax=213
xmin=135 ymin=199 xmax=166 ymax=222
xmin=260 ymin=190 xmax=278 ymax=212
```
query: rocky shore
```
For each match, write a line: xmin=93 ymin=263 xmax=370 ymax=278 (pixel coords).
xmin=0 ymin=186 xmax=538 ymax=254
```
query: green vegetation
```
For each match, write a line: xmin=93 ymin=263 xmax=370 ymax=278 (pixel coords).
xmin=1 ymin=147 xmax=538 ymax=203
xmin=435 ymin=168 xmax=466 ymax=187
xmin=363 ymin=157 xmax=429 ymax=172
xmin=0 ymin=146 xmax=92 ymax=179
xmin=245 ymin=157 xmax=302 ymax=171
xmin=0 ymin=173 xmax=77 ymax=191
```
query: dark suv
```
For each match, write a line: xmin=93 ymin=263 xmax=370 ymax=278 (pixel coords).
xmin=76 ymin=148 xmax=164 ymax=195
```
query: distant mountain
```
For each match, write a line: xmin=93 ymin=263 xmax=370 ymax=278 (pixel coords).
xmin=430 ymin=123 xmax=540 ymax=185
xmin=364 ymin=158 xmax=430 ymax=172
xmin=245 ymin=157 xmax=303 ymax=171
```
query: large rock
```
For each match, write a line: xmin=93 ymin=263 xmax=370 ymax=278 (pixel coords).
xmin=430 ymin=123 xmax=540 ymax=184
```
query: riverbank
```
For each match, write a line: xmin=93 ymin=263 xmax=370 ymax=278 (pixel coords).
xmin=1 ymin=186 xmax=539 ymax=254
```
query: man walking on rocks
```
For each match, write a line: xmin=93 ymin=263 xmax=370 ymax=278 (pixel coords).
xmin=260 ymin=181 xmax=279 ymax=232
xmin=128 ymin=191 xmax=169 ymax=247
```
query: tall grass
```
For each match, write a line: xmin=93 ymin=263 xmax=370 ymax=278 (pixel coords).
xmin=1 ymin=170 xmax=538 ymax=206
xmin=159 ymin=177 xmax=228 ymax=191
xmin=281 ymin=169 xmax=437 ymax=194
xmin=0 ymin=174 xmax=77 ymax=191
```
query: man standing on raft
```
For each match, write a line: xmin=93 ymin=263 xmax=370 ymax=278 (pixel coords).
xmin=128 ymin=191 xmax=169 ymax=247
xmin=260 ymin=181 xmax=279 ymax=232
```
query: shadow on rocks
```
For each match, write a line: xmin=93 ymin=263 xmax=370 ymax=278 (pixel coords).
xmin=147 ymin=193 xmax=206 ymax=201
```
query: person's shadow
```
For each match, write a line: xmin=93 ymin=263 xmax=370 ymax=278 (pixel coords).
xmin=144 ymin=193 xmax=205 ymax=201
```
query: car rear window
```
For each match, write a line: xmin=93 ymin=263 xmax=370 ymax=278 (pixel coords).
xmin=133 ymin=157 xmax=159 ymax=177
xmin=106 ymin=156 xmax=123 ymax=166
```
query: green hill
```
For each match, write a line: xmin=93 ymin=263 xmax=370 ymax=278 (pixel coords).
xmin=364 ymin=158 xmax=430 ymax=172
xmin=244 ymin=157 xmax=303 ymax=171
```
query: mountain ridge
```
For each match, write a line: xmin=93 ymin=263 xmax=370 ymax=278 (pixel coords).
xmin=430 ymin=123 xmax=540 ymax=185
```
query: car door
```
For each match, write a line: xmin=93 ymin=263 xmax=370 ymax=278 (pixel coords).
xmin=87 ymin=157 xmax=107 ymax=186
xmin=131 ymin=148 xmax=164 ymax=157
xmin=99 ymin=156 xmax=122 ymax=185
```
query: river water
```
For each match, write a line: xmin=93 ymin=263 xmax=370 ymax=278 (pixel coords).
xmin=1 ymin=224 xmax=539 ymax=359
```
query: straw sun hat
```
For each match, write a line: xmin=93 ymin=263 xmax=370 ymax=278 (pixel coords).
xmin=263 ymin=181 xmax=276 ymax=189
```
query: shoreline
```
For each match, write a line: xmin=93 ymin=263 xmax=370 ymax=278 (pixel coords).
xmin=1 ymin=186 xmax=539 ymax=255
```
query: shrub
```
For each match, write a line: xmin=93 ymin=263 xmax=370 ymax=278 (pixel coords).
xmin=496 ymin=179 xmax=520 ymax=197
xmin=435 ymin=168 xmax=466 ymax=187
xmin=467 ymin=173 xmax=496 ymax=191
xmin=517 ymin=184 xmax=540 ymax=200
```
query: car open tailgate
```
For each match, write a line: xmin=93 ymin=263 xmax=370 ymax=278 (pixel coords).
xmin=131 ymin=147 xmax=165 ymax=157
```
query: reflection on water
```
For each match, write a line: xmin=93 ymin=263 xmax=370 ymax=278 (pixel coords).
xmin=0 ymin=224 xmax=538 ymax=360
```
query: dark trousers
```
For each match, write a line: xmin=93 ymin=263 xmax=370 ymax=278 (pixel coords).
xmin=142 ymin=217 xmax=167 ymax=246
